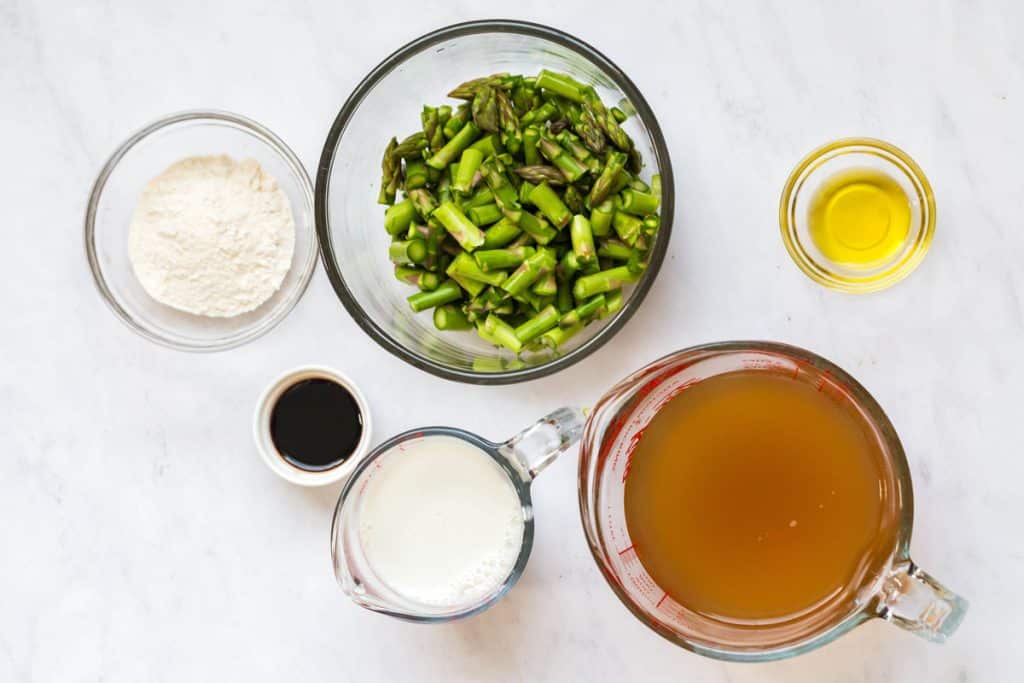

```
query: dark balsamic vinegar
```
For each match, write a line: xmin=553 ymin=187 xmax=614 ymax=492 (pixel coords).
xmin=269 ymin=378 xmax=363 ymax=471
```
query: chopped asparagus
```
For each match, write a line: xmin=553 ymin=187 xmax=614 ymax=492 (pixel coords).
xmin=378 ymin=69 xmax=662 ymax=351
xmin=407 ymin=279 xmax=462 ymax=312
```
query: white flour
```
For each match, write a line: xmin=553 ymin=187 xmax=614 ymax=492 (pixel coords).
xmin=128 ymin=155 xmax=295 ymax=317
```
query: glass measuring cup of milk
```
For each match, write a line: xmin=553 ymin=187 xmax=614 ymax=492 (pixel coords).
xmin=579 ymin=342 xmax=967 ymax=661
xmin=331 ymin=407 xmax=583 ymax=621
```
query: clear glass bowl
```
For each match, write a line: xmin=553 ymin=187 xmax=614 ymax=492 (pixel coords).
xmin=316 ymin=20 xmax=674 ymax=384
xmin=779 ymin=138 xmax=935 ymax=293
xmin=85 ymin=111 xmax=318 ymax=351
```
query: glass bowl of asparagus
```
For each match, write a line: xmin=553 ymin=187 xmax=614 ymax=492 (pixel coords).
xmin=316 ymin=19 xmax=673 ymax=384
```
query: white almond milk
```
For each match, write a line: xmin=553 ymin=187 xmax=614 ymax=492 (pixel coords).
xmin=358 ymin=436 xmax=525 ymax=607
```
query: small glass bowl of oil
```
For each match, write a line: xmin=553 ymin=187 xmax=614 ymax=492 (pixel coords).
xmin=779 ymin=138 xmax=935 ymax=293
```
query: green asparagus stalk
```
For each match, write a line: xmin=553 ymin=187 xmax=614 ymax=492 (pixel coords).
xmin=597 ymin=239 xmax=634 ymax=261
xmin=611 ymin=106 xmax=628 ymax=123
xmin=642 ymin=214 xmax=660 ymax=236
xmin=628 ymin=177 xmax=650 ymax=192
xmin=434 ymin=200 xmax=485 ymax=251
xmin=511 ymin=82 xmax=536 ymax=116
xmin=538 ymin=137 xmax=587 ymax=182
xmin=476 ymin=321 xmax=502 ymax=347
xmin=467 ymin=203 xmax=503 ymax=226
xmin=461 ymin=186 xmax=494 ymax=209
xmin=447 ymin=252 xmax=507 ymax=287
xmin=618 ymin=188 xmax=660 ymax=216
xmin=437 ymin=174 xmax=453 ymax=205
xmin=610 ymin=169 xmax=633 ymax=196
xmin=378 ymin=137 xmax=400 ymax=205
xmin=483 ymin=314 xmax=523 ymax=352
xmin=536 ymin=70 xmax=587 ymax=103
xmin=404 ymin=159 xmax=429 ymax=190
xmin=472 ymin=86 xmax=500 ymax=134
xmin=556 ymin=130 xmax=592 ymax=161
xmin=563 ymin=185 xmax=585 ymax=214
xmin=496 ymin=89 xmax=521 ymax=154
xmin=627 ymin=145 xmax=644 ymax=174
xmin=531 ymin=271 xmax=557 ymax=297
xmin=384 ymin=198 xmax=417 ymax=236
xmin=540 ymin=321 xmax=584 ymax=349
xmin=517 ymin=212 xmax=558 ymax=245
xmin=479 ymin=159 xmax=523 ymax=224
xmin=570 ymin=214 xmax=597 ymax=264
xmin=633 ymin=233 xmax=651 ymax=252
xmin=433 ymin=304 xmax=473 ymax=330
xmin=514 ymin=165 xmax=567 ymax=186
xmin=558 ymin=250 xmax=580 ymax=281
xmin=448 ymin=73 xmax=509 ymax=100
xmin=613 ymin=211 xmax=643 ymax=245
xmin=598 ymin=288 xmax=624 ymax=319
xmin=523 ymin=126 xmax=541 ymax=165
xmin=508 ymin=231 xmax=536 ymax=249
xmin=582 ymin=91 xmax=631 ymax=152
xmin=556 ymin=279 xmax=574 ymax=313
xmin=421 ymin=106 xmax=442 ymax=152
xmin=520 ymin=100 xmax=557 ymax=126
xmin=493 ymin=301 xmax=516 ymax=316
xmin=573 ymin=265 xmax=641 ymax=299
xmin=587 ymin=151 xmax=627 ymax=207
xmin=575 ymin=104 xmax=606 ymax=154
xmin=448 ymin=270 xmax=485 ymax=297
xmin=407 ymin=188 xmax=438 ymax=220
xmin=518 ymin=180 xmax=536 ymax=205
xmin=501 ymin=249 xmax=555 ymax=296
xmin=626 ymin=247 xmax=646 ymax=275
xmin=559 ymin=294 xmax=605 ymax=327
xmin=514 ymin=305 xmax=561 ymax=344
xmin=389 ymin=238 xmax=428 ymax=265
xmin=528 ymin=182 xmax=572 ymax=229
xmin=394 ymin=265 xmax=440 ymax=291
xmin=453 ymin=148 xmax=484 ymax=194
xmin=443 ymin=104 xmax=470 ymax=139
xmin=512 ymin=288 xmax=548 ymax=312
xmin=474 ymin=246 xmax=533 ymax=271
xmin=468 ymin=133 xmax=503 ymax=158
xmin=417 ymin=271 xmax=442 ymax=291
xmin=482 ymin=218 xmax=522 ymax=248
xmin=407 ymin=279 xmax=462 ymax=312
xmin=590 ymin=198 xmax=615 ymax=237
xmin=427 ymin=121 xmax=481 ymax=170
xmin=393 ymin=132 xmax=428 ymax=159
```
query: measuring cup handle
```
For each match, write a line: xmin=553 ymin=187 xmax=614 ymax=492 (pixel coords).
xmin=501 ymin=406 xmax=585 ymax=481
xmin=876 ymin=559 xmax=968 ymax=643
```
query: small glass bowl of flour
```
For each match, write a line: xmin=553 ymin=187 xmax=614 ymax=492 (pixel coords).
xmin=86 ymin=111 xmax=317 ymax=351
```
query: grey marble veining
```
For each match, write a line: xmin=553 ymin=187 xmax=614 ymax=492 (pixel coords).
xmin=2 ymin=0 xmax=1021 ymax=680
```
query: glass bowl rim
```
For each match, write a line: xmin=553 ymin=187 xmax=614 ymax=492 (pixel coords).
xmin=84 ymin=109 xmax=318 ymax=352
xmin=314 ymin=19 xmax=675 ymax=385
xmin=778 ymin=137 xmax=936 ymax=294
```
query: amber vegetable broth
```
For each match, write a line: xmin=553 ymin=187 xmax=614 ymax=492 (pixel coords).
xmin=623 ymin=370 xmax=900 ymax=623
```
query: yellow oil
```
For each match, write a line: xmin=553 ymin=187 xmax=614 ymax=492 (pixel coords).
xmin=807 ymin=168 xmax=911 ymax=268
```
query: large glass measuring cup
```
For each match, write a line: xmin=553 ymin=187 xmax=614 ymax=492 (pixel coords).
xmin=332 ymin=407 xmax=583 ymax=622
xmin=579 ymin=342 xmax=967 ymax=661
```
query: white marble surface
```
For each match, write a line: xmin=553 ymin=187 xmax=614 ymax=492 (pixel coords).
xmin=3 ymin=0 xmax=1022 ymax=680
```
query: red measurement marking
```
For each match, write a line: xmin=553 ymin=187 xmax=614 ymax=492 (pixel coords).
xmin=617 ymin=543 xmax=636 ymax=556
xmin=656 ymin=592 xmax=668 ymax=608
xmin=816 ymin=370 xmax=833 ymax=392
